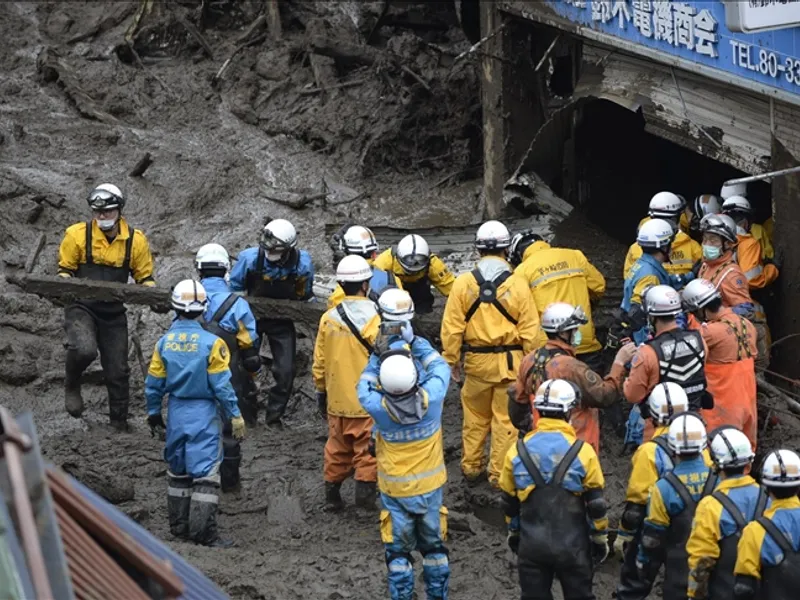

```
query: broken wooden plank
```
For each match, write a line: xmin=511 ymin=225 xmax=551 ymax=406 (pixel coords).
xmin=5 ymin=272 xmax=444 ymax=339
xmin=265 ymin=0 xmax=282 ymax=41
xmin=128 ymin=152 xmax=153 ymax=177
xmin=25 ymin=234 xmax=47 ymax=274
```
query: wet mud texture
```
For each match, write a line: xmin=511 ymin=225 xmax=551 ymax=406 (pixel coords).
xmin=2 ymin=2 xmax=800 ymax=599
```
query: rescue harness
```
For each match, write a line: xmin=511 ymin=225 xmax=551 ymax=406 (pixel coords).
xmin=77 ymin=221 xmax=137 ymax=283
xmin=524 ymin=346 xmax=567 ymax=400
xmin=246 ymin=246 xmax=302 ymax=299
xmin=201 ymin=293 xmax=240 ymax=353
xmin=720 ymin=317 xmax=755 ymax=361
xmin=462 ymin=268 xmax=522 ymax=370
xmin=515 ymin=436 xmax=584 ymax=492
xmin=336 ymin=303 xmax=374 ymax=355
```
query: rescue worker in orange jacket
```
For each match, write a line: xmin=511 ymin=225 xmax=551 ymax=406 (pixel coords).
xmin=510 ymin=302 xmax=636 ymax=453
xmin=623 ymin=286 xmax=709 ymax=445
xmin=509 ymin=231 xmax=607 ymax=373
xmin=721 ymin=196 xmax=779 ymax=290
xmin=697 ymin=214 xmax=768 ymax=371
xmin=313 ymin=256 xmax=380 ymax=511
xmin=624 ymin=192 xmax=702 ymax=278
xmin=58 ymin=183 xmax=156 ymax=430
xmin=682 ymin=279 xmax=758 ymax=448
xmin=441 ymin=221 xmax=543 ymax=486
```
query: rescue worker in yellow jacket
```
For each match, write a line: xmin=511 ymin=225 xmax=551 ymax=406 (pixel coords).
xmin=720 ymin=182 xmax=774 ymax=260
xmin=624 ymin=192 xmax=702 ymax=278
xmin=313 ymin=256 xmax=381 ymax=511
xmin=636 ymin=414 xmax=717 ymax=600
xmin=327 ymin=225 xmax=402 ymax=309
xmin=373 ymin=234 xmax=454 ymax=314
xmin=441 ymin=221 xmax=544 ymax=486
xmin=509 ymin=230 xmax=606 ymax=371
xmin=721 ymin=196 xmax=779 ymax=289
xmin=686 ymin=428 xmax=767 ymax=599
xmin=615 ymin=383 xmax=693 ymax=600
xmin=733 ymin=448 xmax=800 ymax=600
xmin=58 ymin=183 xmax=156 ymax=430
xmin=501 ymin=379 xmax=609 ymax=600
xmin=357 ymin=335 xmax=451 ymax=600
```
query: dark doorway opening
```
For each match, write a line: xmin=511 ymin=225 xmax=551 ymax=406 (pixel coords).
xmin=573 ymin=99 xmax=771 ymax=243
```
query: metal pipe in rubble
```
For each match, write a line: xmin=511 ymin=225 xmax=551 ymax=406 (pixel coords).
xmin=724 ymin=164 xmax=800 ymax=186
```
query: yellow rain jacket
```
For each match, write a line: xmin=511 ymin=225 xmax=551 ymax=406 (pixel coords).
xmin=736 ymin=233 xmax=779 ymax=289
xmin=58 ymin=218 xmax=155 ymax=286
xmin=515 ymin=241 xmax=606 ymax=355
xmin=734 ymin=495 xmax=800 ymax=581
xmin=441 ymin=256 xmax=544 ymax=382
xmin=373 ymin=248 xmax=455 ymax=296
xmin=312 ymin=296 xmax=380 ymax=417
xmin=751 ymin=222 xmax=774 ymax=261
xmin=686 ymin=475 xmax=766 ymax=598
xmin=625 ymin=218 xmax=702 ymax=278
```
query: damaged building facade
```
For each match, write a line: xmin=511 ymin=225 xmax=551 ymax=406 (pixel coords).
xmin=476 ymin=0 xmax=800 ymax=372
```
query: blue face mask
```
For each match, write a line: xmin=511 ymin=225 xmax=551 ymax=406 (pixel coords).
xmin=702 ymin=244 xmax=721 ymax=260
xmin=571 ymin=329 xmax=583 ymax=348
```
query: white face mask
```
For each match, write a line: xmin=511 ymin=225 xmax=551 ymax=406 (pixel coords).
xmin=95 ymin=218 xmax=116 ymax=231
xmin=267 ymin=250 xmax=284 ymax=262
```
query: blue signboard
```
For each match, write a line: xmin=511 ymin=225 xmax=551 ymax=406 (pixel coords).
xmin=540 ymin=0 xmax=800 ymax=100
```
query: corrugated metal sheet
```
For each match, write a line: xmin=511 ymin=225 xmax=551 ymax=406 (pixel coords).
xmin=577 ymin=44 xmax=771 ymax=175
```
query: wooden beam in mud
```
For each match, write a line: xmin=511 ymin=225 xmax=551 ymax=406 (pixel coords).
xmin=5 ymin=272 xmax=444 ymax=338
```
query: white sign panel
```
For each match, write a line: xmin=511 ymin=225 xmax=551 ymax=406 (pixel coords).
xmin=725 ymin=0 xmax=800 ymax=33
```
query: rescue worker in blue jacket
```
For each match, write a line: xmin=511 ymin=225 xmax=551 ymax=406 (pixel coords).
xmin=637 ymin=413 xmax=716 ymax=600
xmin=620 ymin=218 xmax=695 ymax=345
xmin=145 ymin=279 xmax=246 ymax=548
xmin=357 ymin=331 xmax=451 ymax=600
xmin=733 ymin=449 xmax=800 ymax=600
xmin=229 ymin=218 xmax=314 ymax=427
xmin=686 ymin=427 xmax=766 ymax=599
xmin=196 ymin=243 xmax=260 ymax=492
xmin=500 ymin=378 xmax=609 ymax=600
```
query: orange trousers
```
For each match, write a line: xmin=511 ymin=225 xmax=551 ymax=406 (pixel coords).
xmin=324 ymin=415 xmax=377 ymax=484
xmin=703 ymin=360 xmax=758 ymax=449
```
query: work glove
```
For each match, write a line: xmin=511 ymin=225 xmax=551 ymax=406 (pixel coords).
xmin=231 ymin=416 xmax=247 ymax=440
xmin=316 ymin=391 xmax=328 ymax=418
xmin=147 ymin=413 xmax=166 ymax=439
xmin=400 ymin=320 xmax=414 ymax=343
xmin=613 ymin=342 xmax=637 ymax=369
xmin=507 ymin=530 xmax=520 ymax=555
xmin=613 ymin=531 xmax=633 ymax=561
xmin=591 ymin=534 xmax=609 ymax=566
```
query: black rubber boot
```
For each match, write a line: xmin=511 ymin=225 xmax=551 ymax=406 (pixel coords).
xmin=64 ymin=386 xmax=84 ymax=418
xmin=220 ymin=436 xmax=242 ymax=493
xmin=355 ymin=481 xmax=377 ymax=510
xmin=324 ymin=482 xmax=344 ymax=512
xmin=189 ymin=481 xmax=233 ymax=547
xmin=167 ymin=473 xmax=192 ymax=539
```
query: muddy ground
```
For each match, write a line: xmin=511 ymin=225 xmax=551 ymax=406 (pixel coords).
xmin=2 ymin=2 xmax=800 ymax=599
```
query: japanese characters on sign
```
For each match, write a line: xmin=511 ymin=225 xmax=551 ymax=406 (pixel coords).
xmin=545 ymin=0 xmax=800 ymax=98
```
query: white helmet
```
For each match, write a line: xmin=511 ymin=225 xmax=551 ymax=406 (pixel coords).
xmin=667 ymin=413 xmax=708 ymax=455
xmin=377 ymin=288 xmax=415 ymax=321
xmin=681 ymin=279 xmax=721 ymax=313
xmin=88 ymin=183 xmax=125 ymax=211
xmin=261 ymin=219 xmax=298 ymax=259
xmin=647 ymin=382 xmax=689 ymax=425
xmin=761 ymin=449 xmax=800 ymax=488
xmin=637 ymin=218 xmax=674 ymax=251
xmin=195 ymin=243 xmax=231 ymax=272
xmin=336 ymin=255 xmax=372 ymax=283
xmin=533 ymin=379 xmax=579 ymax=416
xmin=700 ymin=214 xmax=738 ymax=244
xmin=475 ymin=220 xmax=512 ymax=251
xmin=721 ymin=182 xmax=747 ymax=199
xmin=379 ymin=353 xmax=418 ymax=395
xmin=648 ymin=192 xmax=684 ymax=220
xmin=644 ymin=285 xmax=682 ymax=317
xmin=721 ymin=195 xmax=752 ymax=218
xmin=171 ymin=279 xmax=208 ymax=314
xmin=343 ymin=225 xmax=379 ymax=256
xmin=508 ymin=230 xmax=544 ymax=266
xmin=709 ymin=428 xmax=754 ymax=470
xmin=692 ymin=195 xmax=721 ymax=219
xmin=541 ymin=302 xmax=588 ymax=334
xmin=396 ymin=234 xmax=430 ymax=273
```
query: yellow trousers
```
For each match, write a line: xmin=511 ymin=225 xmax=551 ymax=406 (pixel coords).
xmin=460 ymin=375 xmax=517 ymax=484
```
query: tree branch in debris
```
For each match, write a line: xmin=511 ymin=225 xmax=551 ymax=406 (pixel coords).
xmin=758 ymin=375 xmax=800 ymax=416
xmin=264 ymin=191 xmax=328 ymax=209
xmin=129 ymin=152 xmax=153 ymax=177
